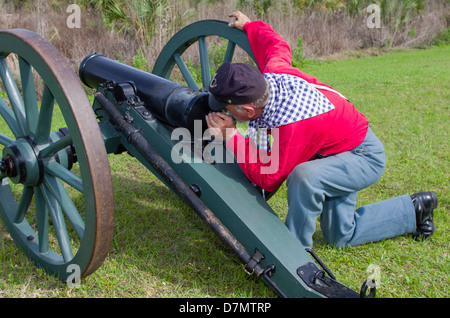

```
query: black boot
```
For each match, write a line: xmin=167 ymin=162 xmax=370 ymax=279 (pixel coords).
xmin=411 ymin=191 xmax=438 ymax=241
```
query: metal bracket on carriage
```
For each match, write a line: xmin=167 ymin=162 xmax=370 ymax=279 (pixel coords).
xmin=104 ymin=81 xmax=155 ymax=122
xmin=297 ymin=249 xmax=376 ymax=298
xmin=244 ymin=248 xmax=265 ymax=276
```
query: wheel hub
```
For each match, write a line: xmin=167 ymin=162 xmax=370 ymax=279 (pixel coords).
xmin=1 ymin=137 xmax=44 ymax=186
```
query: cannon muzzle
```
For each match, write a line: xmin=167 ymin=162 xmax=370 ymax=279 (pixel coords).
xmin=79 ymin=53 xmax=209 ymax=132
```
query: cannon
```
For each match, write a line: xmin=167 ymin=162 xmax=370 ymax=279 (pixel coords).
xmin=0 ymin=20 xmax=375 ymax=298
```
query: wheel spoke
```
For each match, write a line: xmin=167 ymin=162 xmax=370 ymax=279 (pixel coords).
xmin=43 ymin=175 xmax=84 ymax=239
xmin=44 ymin=160 xmax=83 ymax=193
xmin=0 ymin=133 xmax=14 ymax=146
xmin=39 ymin=133 xmax=73 ymax=158
xmin=0 ymin=96 xmax=21 ymax=138
xmin=14 ymin=186 xmax=33 ymax=224
xmin=198 ymin=36 xmax=211 ymax=89
xmin=0 ymin=55 xmax=26 ymax=135
xmin=35 ymin=187 xmax=49 ymax=254
xmin=34 ymin=84 xmax=54 ymax=145
xmin=173 ymin=53 xmax=199 ymax=90
xmin=40 ymin=183 xmax=73 ymax=261
xmin=19 ymin=57 xmax=39 ymax=136
xmin=223 ymin=40 xmax=236 ymax=64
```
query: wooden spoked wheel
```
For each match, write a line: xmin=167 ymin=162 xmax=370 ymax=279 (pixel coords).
xmin=0 ymin=29 xmax=114 ymax=281
xmin=152 ymin=19 xmax=257 ymax=90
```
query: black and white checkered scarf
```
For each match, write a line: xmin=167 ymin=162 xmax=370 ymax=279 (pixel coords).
xmin=247 ymin=73 xmax=336 ymax=151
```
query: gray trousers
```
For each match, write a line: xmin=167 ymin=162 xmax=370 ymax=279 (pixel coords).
xmin=285 ymin=127 xmax=416 ymax=248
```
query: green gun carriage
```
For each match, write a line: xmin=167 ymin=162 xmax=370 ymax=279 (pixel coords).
xmin=0 ymin=20 xmax=374 ymax=298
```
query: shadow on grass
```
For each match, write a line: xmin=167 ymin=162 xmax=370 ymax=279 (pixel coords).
xmin=105 ymin=172 xmax=275 ymax=297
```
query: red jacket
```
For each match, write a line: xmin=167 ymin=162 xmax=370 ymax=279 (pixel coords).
xmin=225 ymin=21 xmax=369 ymax=191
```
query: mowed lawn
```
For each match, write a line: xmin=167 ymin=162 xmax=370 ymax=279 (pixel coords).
xmin=0 ymin=45 xmax=448 ymax=298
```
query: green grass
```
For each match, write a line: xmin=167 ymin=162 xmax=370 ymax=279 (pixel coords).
xmin=0 ymin=45 xmax=449 ymax=298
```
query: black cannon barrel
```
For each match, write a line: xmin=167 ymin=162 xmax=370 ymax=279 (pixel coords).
xmin=79 ymin=53 xmax=209 ymax=132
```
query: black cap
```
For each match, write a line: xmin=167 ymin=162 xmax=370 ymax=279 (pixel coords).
xmin=208 ymin=62 xmax=267 ymax=111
